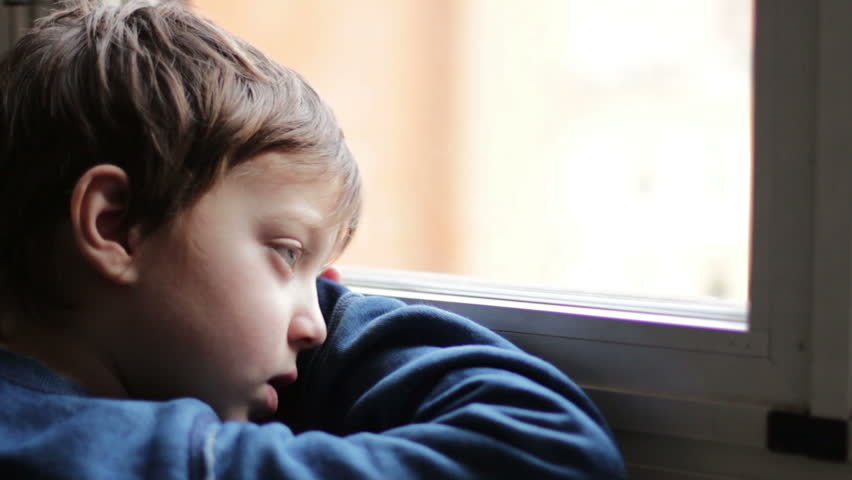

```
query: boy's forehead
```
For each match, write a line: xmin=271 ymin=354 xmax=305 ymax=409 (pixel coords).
xmin=230 ymin=151 xmax=323 ymax=182
xmin=228 ymin=151 xmax=344 ymax=226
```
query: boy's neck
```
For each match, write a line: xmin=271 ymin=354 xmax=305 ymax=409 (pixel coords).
xmin=0 ymin=306 xmax=130 ymax=399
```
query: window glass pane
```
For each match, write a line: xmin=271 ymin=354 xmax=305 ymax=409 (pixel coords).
xmin=195 ymin=0 xmax=752 ymax=305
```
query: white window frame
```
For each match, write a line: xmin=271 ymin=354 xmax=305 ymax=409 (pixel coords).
xmin=344 ymin=0 xmax=852 ymax=470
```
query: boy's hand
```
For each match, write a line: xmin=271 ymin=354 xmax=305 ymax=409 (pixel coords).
xmin=320 ymin=267 xmax=341 ymax=283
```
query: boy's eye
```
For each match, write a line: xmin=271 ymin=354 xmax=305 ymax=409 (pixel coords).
xmin=273 ymin=244 xmax=303 ymax=268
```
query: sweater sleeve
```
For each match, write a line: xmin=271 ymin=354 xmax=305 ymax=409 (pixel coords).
xmin=209 ymin=278 xmax=627 ymax=479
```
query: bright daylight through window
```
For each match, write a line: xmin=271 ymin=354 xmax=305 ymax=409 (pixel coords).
xmin=196 ymin=0 xmax=753 ymax=325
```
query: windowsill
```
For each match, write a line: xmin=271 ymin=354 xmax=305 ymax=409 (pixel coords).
xmin=340 ymin=266 xmax=749 ymax=333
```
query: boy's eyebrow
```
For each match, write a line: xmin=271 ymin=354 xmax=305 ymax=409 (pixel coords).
xmin=261 ymin=207 xmax=332 ymax=231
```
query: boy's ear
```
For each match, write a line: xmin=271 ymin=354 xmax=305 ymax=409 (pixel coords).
xmin=69 ymin=164 xmax=141 ymax=285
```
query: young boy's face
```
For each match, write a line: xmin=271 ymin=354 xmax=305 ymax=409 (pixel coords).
xmin=114 ymin=152 xmax=340 ymax=422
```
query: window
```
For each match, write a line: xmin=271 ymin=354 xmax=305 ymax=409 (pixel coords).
xmin=196 ymin=0 xmax=751 ymax=312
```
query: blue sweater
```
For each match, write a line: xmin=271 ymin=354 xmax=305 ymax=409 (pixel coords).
xmin=0 ymin=278 xmax=626 ymax=479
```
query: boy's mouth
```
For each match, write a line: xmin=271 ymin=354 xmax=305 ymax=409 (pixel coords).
xmin=265 ymin=371 xmax=299 ymax=413
xmin=250 ymin=371 xmax=298 ymax=423
xmin=269 ymin=371 xmax=298 ymax=391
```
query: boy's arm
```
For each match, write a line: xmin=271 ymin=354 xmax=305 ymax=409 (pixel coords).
xmin=210 ymin=278 xmax=627 ymax=479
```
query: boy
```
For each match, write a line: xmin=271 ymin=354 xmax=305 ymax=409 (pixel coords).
xmin=0 ymin=1 xmax=626 ymax=478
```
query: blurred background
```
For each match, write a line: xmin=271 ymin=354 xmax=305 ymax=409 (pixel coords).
xmin=192 ymin=0 xmax=752 ymax=305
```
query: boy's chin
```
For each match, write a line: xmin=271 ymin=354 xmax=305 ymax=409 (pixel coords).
xmin=208 ymin=380 xmax=300 ymax=424
xmin=218 ymin=408 xmax=249 ymax=423
xmin=210 ymin=400 xmax=253 ymax=423
xmin=208 ymin=383 xmax=288 ymax=423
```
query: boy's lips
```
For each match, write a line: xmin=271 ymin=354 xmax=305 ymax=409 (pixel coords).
xmin=270 ymin=370 xmax=298 ymax=389
xmin=264 ymin=371 xmax=298 ymax=414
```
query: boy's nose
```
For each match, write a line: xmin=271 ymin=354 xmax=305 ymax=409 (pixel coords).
xmin=287 ymin=292 xmax=327 ymax=350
